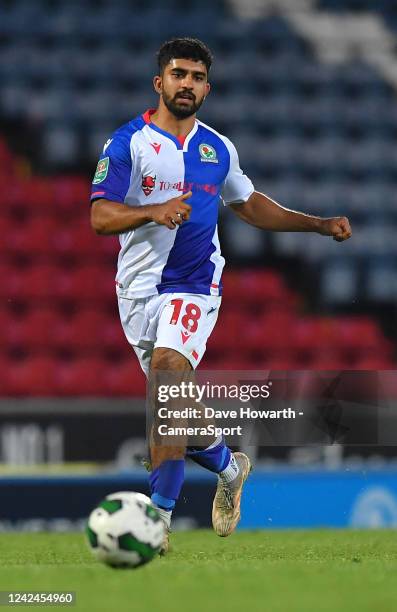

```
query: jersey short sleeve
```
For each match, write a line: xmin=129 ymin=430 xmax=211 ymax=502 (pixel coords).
xmin=221 ymin=137 xmax=255 ymax=205
xmin=90 ymin=129 xmax=132 ymax=203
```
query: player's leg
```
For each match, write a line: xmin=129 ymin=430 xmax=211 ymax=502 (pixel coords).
xmin=154 ymin=293 xmax=251 ymax=537
xmin=148 ymin=346 xmax=191 ymax=546
xmin=118 ymin=296 xmax=187 ymax=552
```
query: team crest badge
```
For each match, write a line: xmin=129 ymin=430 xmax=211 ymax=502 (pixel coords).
xmin=141 ymin=174 xmax=156 ymax=196
xmin=93 ymin=157 xmax=109 ymax=184
xmin=199 ymin=143 xmax=218 ymax=163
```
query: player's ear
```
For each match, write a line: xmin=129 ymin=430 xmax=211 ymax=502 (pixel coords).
xmin=153 ymin=75 xmax=162 ymax=94
xmin=204 ymin=82 xmax=211 ymax=99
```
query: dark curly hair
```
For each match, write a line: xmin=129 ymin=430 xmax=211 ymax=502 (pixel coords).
xmin=157 ymin=37 xmax=213 ymax=75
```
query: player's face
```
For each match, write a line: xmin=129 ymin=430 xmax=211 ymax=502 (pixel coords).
xmin=155 ymin=59 xmax=210 ymax=119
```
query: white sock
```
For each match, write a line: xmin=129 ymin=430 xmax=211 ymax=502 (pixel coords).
xmin=153 ymin=506 xmax=172 ymax=529
xmin=220 ymin=453 xmax=240 ymax=484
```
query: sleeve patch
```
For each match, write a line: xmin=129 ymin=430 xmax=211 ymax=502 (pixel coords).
xmin=93 ymin=157 xmax=109 ymax=184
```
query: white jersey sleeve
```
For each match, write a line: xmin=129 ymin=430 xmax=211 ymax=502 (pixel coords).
xmin=221 ymin=137 xmax=255 ymax=205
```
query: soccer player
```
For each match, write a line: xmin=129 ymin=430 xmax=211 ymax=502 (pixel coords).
xmin=90 ymin=38 xmax=352 ymax=552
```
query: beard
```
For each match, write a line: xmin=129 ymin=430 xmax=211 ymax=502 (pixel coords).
xmin=162 ymin=88 xmax=205 ymax=119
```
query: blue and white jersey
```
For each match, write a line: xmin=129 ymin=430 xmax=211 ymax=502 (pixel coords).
xmin=91 ymin=109 xmax=254 ymax=298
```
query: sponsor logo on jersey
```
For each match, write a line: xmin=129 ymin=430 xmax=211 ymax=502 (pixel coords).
xmin=93 ymin=157 xmax=109 ymax=184
xmin=150 ymin=142 xmax=161 ymax=154
xmin=159 ymin=180 xmax=217 ymax=195
xmin=199 ymin=143 xmax=218 ymax=163
xmin=141 ymin=174 xmax=156 ymax=196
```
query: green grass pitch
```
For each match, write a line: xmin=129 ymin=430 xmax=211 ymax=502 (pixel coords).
xmin=0 ymin=530 xmax=396 ymax=611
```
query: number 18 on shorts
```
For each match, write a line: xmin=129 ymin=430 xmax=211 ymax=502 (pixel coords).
xmin=118 ymin=293 xmax=222 ymax=375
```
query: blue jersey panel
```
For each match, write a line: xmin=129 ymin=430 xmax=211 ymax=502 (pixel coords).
xmin=90 ymin=117 xmax=145 ymax=203
xmin=157 ymin=126 xmax=230 ymax=295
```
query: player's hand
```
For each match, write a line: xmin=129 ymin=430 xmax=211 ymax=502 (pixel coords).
xmin=150 ymin=191 xmax=192 ymax=230
xmin=318 ymin=216 xmax=352 ymax=242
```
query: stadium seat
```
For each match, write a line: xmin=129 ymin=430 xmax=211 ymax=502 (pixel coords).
xmin=321 ymin=258 xmax=358 ymax=303
xmin=22 ymin=264 xmax=60 ymax=303
xmin=101 ymin=318 xmax=131 ymax=357
xmin=55 ymin=357 xmax=108 ymax=396
xmin=0 ymin=1 xmax=396 ymax=397
xmin=54 ymin=264 xmax=116 ymax=306
xmin=7 ymin=356 xmax=58 ymax=396
xmin=351 ymin=355 xmax=394 ymax=369
xmin=0 ymin=262 xmax=26 ymax=303
xmin=52 ymin=309 xmax=110 ymax=355
xmin=209 ymin=309 xmax=247 ymax=353
xmin=6 ymin=216 xmax=57 ymax=258
xmin=10 ymin=307 xmax=59 ymax=353
xmin=103 ymin=359 xmax=146 ymax=396
xmin=222 ymin=269 xmax=291 ymax=309
xmin=291 ymin=317 xmax=337 ymax=358
xmin=243 ymin=311 xmax=295 ymax=356
xmin=21 ymin=178 xmax=55 ymax=214
xmin=0 ymin=215 xmax=14 ymax=256
xmin=0 ymin=308 xmax=20 ymax=354
xmin=337 ymin=317 xmax=392 ymax=355
xmin=54 ymin=219 xmax=105 ymax=261
xmin=50 ymin=176 xmax=90 ymax=217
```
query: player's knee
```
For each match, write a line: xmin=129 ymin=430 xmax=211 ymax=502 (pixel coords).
xmin=150 ymin=347 xmax=191 ymax=372
xmin=151 ymin=445 xmax=185 ymax=469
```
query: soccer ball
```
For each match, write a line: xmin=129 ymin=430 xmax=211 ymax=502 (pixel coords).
xmin=86 ymin=491 xmax=165 ymax=568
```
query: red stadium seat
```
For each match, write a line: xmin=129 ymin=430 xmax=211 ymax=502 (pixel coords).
xmin=102 ymin=318 xmax=131 ymax=356
xmin=351 ymin=355 xmax=394 ymax=370
xmin=97 ymin=234 xmax=120 ymax=260
xmin=55 ymin=357 xmax=108 ymax=396
xmin=54 ymin=218 xmax=105 ymax=260
xmin=6 ymin=216 xmax=57 ymax=258
xmin=1 ymin=308 xmax=22 ymax=354
xmin=0 ymin=357 xmax=14 ymax=395
xmin=222 ymin=269 xmax=293 ymax=309
xmin=23 ymin=178 xmax=55 ymax=213
xmin=244 ymin=310 xmax=296 ymax=355
xmin=306 ymin=349 xmax=351 ymax=370
xmin=53 ymin=309 xmax=109 ymax=354
xmin=0 ymin=263 xmax=26 ymax=303
xmin=291 ymin=317 xmax=337 ymax=356
xmin=52 ymin=176 xmax=90 ymax=217
xmin=210 ymin=309 xmax=247 ymax=353
xmin=0 ymin=215 xmax=14 ymax=256
xmin=54 ymin=264 xmax=116 ymax=306
xmin=22 ymin=264 xmax=60 ymax=302
xmin=11 ymin=308 xmax=59 ymax=352
xmin=103 ymin=359 xmax=146 ymax=396
xmin=256 ymin=358 xmax=298 ymax=370
xmin=7 ymin=356 xmax=58 ymax=396
xmin=336 ymin=317 xmax=391 ymax=354
xmin=208 ymin=356 xmax=256 ymax=370
xmin=3 ymin=178 xmax=54 ymax=215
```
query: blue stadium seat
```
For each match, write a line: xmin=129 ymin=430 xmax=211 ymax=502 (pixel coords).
xmin=321 ymin=258 xmax=358 ymax=303
xmin=366 ymin=257 xmax=397 ymax=301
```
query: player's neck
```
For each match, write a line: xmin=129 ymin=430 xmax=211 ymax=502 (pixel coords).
xmin=150 ymin=106 xmax=196 ymax=138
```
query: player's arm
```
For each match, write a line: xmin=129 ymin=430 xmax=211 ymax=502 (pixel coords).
xmin=90 ymin=192 xmax=192 ymax=235
xmin=230 ymin=191 xmax=352 ymax=242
